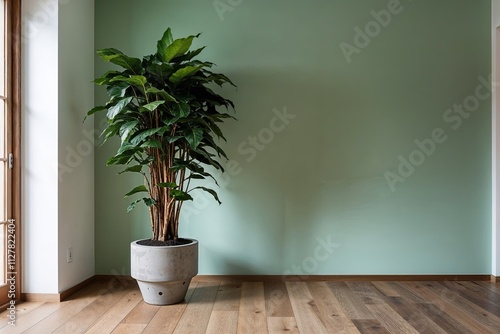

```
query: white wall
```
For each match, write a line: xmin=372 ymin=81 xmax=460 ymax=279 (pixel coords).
xmin=22 ymin=0 xmax=60 ymax=294
xmin=22 ymin=0 xmax=95 ymax=294
xmin=58 ymin=0 xmax=95 ymax=292
xmin=492 ymin=0 xmax=500 ymax=277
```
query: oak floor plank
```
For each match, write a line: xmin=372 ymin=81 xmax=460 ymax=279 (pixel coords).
xmin=237 ymin=282 xmax=268 ymax=333
xmin=0 ymin=301 xmax=44 ymax=328
xmin=120 ymin=301 xmax=160 ymax=325
xmin=20 ymin=282 xmax=106 ymax=334
xmin=440 ymin=281 xmax=500 ymax=315
xmin=111 ymin=323 xmax=147 ymax=333
xmin=346 ymin=282 xmax=385 ymax=305
xmin=0 ymin=302 xmax=63 ymax=334
xmin=2 ymin=279 xmax=498 ymax=334
xmin=211 ymin=282 xmax=241 ymax=312
xmin=327 ymin=282 xmax=374 ymax=319
xmin=205 ymin=311 xmax=238 ymax=334
xmin=461 ymin=281 xmax=500 ymax=303
xmin=172 ymin=281 xmax=220 ymax=334
xmin=371 ymin=282 xmax=400 ymax=297
xmin=264 ymin=281 xmax=294 ymax=317
xmin=390 ymin=282 xmax=430 ymax=304
xmin=84 ymin=288 xmax=143 ymax=334
xmin=307 ymin=282 xmax=360 ymax=333
xmin=383 ymin=296 xmax=448 ymax=334
xmin=53 ymin=284 xmax=133 ymax=334
xmin=267 ymin=316 xmax=299 ymax=333
xmin=351 ymin=319 xmax=390 ymax=334
xmin=142 ymin=282 xmax=197 ymax=334
xmin=419 ymin=281 xmax=500 ymax=333
xmin=286 ymin=282 xmax=329 ymax=334
xmin=476 ymin=281 xmax=500 ymax=294
xmin=365 ymin=303 xmax=420 ymax=334
xmin=415 ymin=302 xmax=476 ymax=334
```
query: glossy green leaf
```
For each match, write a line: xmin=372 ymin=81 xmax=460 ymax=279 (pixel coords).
xmin=143 ymin=198 xmax=157 ymax=207
xmin=118 ymin=165 xmax=143 ymax=175
xmin=141 ymin=100 xmax=165 ymax=112
xmin=130 ymin=127 xmax=167 ymax=145
xmin=119 ymin=121 xmax=139 ymax=143
xmin=124 ymin=185 xmax=148 ymax=198
xmin=107 ymin=97 xmax=133 ymax=120
xmin=87 ymin=105 xmax=106 ymax=116
xmin=159 ymin=35 xmax=198 ymax=62
xmin=193 ymin=186 xmax=221 ymax=205
xmin=97 ymin=48 xmax=142 ymax=73
xmin=169 ymin=66 xmax=202 ymax=84
xmin=157 ymin=28 xmax=174 ymax=56
xmin=184 ymin=127 xmax=203 ymax=149
xmin=170 ymin=189 xmax=193 ymax=201
xmin=141 ymin=140 xmax=162 ymax=149
xmin=107 ymin=82 xmax=130 ymax=99
xmin=110 ymin=75 xmax=147 ymax=88
xmin=146 ymin=87 xmax=177 ymax=102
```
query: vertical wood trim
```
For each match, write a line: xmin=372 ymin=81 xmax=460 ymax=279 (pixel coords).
xmin=10 ymin=0 xmax=21 ymax=303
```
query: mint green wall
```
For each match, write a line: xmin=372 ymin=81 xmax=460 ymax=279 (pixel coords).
xmin=95 ymin=0 xmax=492 ymax=275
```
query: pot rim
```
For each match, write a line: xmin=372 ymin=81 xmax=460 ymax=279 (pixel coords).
xmin=131 ymin=238 xmax=198 ymax=249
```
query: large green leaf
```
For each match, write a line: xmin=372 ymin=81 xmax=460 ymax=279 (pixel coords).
xmin=141 ymin=100 xmax=165 ymax=112
xmin=169 ymin=66 xmax=202 ymax=84
xmin=119 ymin=121 xmax=139 ymax=143
xmin=141 ymin=140 xmax=162 ymax=149
xmin=159 ymin=34 xmax=199 ymax=62
xmin=146 ymin=87 xmax=177 ymax=102
xmin=157 ymin=28 xmax=174 ymax=57
xmin=97 ymin=48 xmax=142 ymax=73
xmin=87 ymin=105 xmax=106 ymax=116
xmin=172 ymin=103 xmax=190 ymax=118
xmin=118 ymin=165 xmax=143 ymax=175
xmin=107 ymin=97 xmax=133 ymax=120
xmin=170 ymin=189 xmax=193 ymax=201
xmin=147 ymin=63 xmax=174 ymax=82
xmin=107 ymin=82 xmax=130 ymax=100
xmin=184 ymin=127 xmax=203 ymax=149
xmin=193 ymin=186 xmax=221 ymax=205
xmin=94 ymin=70 xmax=122 ymax=85
xmin=124 ymin=185 xmax=148 ymax=198
xmin=130 ymin=127 xmax=167 ymax=145
xmin=157 ymin=182 xmax=177 ymax=189
xmin=110 ymin=75 xmax=147 ymax=89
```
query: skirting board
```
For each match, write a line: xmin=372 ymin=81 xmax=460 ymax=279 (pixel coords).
xmin=492 ymin=275 xmax=500 ymax=283
xmin=21 ymin=276 xmax=96 ymax=303
xmin=97 ymin=274 xmax=493 ymax=283
xmin=193 ymin=274 xmax=493 ymax=282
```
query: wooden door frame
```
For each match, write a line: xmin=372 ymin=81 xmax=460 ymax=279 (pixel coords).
xmin=1 ymin=0 xmax=21 ymax=307
xmin=10 ymin=0 xmax=21 ymax=304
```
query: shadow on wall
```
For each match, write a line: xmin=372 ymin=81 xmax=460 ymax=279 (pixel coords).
xmin=181 ymin=68 xmax=382 ymax=275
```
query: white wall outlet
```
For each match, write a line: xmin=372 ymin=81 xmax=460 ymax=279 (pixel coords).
xmin=67 ymin=247 xmax=73 ymax=263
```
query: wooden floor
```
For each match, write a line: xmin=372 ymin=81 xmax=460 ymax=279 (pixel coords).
xmin=0 ymin=278 xmax=499 ymax=333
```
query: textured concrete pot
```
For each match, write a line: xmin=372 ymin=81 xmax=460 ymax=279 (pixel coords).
xmin=131 ymin=238 xmax=198 ymax=305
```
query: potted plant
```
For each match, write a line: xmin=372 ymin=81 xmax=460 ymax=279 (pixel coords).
xmin=88 ymin=28 xmax=235 ymax=305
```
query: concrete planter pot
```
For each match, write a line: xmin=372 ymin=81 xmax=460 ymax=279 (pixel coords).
xmin=130 ymin=238 xmax=198 ymax=305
